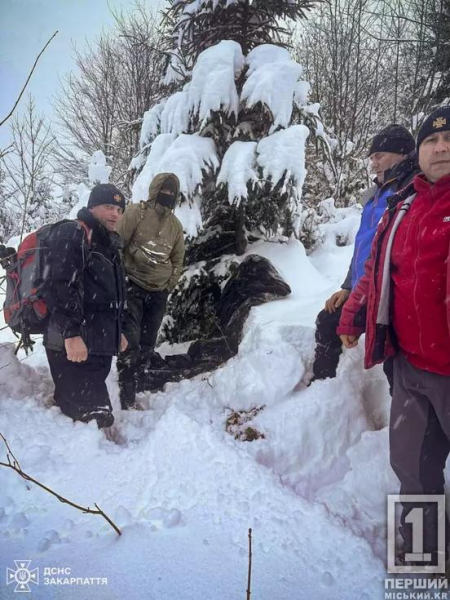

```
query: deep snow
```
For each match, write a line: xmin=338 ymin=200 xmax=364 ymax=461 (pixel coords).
xmin=0 ymin=206 xmax=408 ymax=599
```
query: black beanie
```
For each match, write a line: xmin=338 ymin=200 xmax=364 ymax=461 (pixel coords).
xmin=368 ymin=124 xmax=415 ymax=156
xmin=417 ymin=106 xmax=450 ymax=150
xmin=88 ymin=183 xmax=125 ymax=212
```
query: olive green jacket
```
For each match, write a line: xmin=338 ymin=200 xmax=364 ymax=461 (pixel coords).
xmin=117 ymin=173 xmax=185 ymax=292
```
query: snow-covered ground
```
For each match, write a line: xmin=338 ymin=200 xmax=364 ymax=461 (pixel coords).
xmin=0 ymin=208 xmax=408 ymax=599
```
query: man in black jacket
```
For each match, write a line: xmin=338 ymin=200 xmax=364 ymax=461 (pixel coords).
xmin=44 ymin=183 xmax=128 ymax=428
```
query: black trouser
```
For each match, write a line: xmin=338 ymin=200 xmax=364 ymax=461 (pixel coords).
xmin=312 ymin=305 xmax=394 ymax=393
xmin=46 ymin=349 xmax=112 ymax=422
xmin=312 ymin=306 xmax=344 ymax=380
xmin=117 ymin=281 xmax=168 ymax=407
xmin=390 ymin=353 xmax=450 ymax=564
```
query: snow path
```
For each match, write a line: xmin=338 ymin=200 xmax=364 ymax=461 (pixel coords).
xmin=0 ymin=216 xmax=403 ymax=599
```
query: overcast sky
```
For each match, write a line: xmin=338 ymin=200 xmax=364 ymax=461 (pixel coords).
xmin=0 ymin=0 xmax=163 ymax=147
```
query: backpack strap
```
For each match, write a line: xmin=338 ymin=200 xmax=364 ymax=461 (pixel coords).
xmin=129 ymin=201 xmax=149 ymax=247
xmin=139 ymin=200 xmax=147 ymax=219
xmin=74 ymin=220 xmax=93 ymax=271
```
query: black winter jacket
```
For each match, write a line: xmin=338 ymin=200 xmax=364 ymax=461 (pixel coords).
xmin=44 ymin=208 xmax=126 ymax=356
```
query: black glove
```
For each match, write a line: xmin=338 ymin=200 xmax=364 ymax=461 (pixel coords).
xmin=0 ymin=245 xmax=16 ymax=268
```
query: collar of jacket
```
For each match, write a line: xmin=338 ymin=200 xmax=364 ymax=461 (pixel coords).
xmin=413 ymin=172 xmax=450 ymax=194
xmin=373 ymin=153 xmax=419 ymax=189
xmin=147 ymin=199 xmax=173 ymax=219
xmin=77 ymin=206 xmax=113 ymax=247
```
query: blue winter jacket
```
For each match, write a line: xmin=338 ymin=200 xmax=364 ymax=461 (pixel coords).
xmin=351 ymin=185 xmax=393 ymax=288
xmin=340 ymin=155 xmax=419 ymax=291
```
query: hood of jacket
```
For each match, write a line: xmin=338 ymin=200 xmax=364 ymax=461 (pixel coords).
xmin=148 ymin=173 xmax=181 ymax=208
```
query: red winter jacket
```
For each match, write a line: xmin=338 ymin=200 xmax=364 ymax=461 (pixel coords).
xmin=337 ymin=173 xmax=450 ymax=375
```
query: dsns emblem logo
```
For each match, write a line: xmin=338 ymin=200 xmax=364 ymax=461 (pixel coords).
xmin=6 ymin=560 xmax=39 ymax=593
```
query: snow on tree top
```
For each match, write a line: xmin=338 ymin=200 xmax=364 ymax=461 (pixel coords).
xmin=245 ymin=44 xmax=294 ymax=75
xmin=188 ymin=40 xmax=244 ymax=122
xmin=305 ymin=102 xmax=320 ymax=116
xmin=217 ymin=126 xmax=311 ymax=206
xmin=140 ymin=102 xmax=166 ymax=149
xmin=133 ymin=39 xmax=321 ymax=226
xmin=160 ymin=90 xmax=191 ymax=137
xmin=144 ymin=41 xmax=246 ymax=144
xmin=294 ymin=81 xmax=311 ymax=109
xmin=242 ymin=59 xmax=304 ymax=132
xmin=69 ymin=183 xmax=91 ymax=219
xmin=175 ymin=194 xmax=203 ymax=237
xmin=242 ymin=44 xmax=309 ymax=133
xmin=88 ymin=150 xmax=111 ymax=184
xmin=257 ymin=125 xmax=309 ymax=198
xmin=145 ymin=41 xmax=312 ymax=144
xmin=173 ymin=0 xmax=238 ymax=14
xmin=133 ymin=133 xmax=177 ymax=199
xmin=217 ymin=141 xmax=258 ymax=205
xmin=133 ymin=134 xmax=219 ymax=207
xmin=163 ymin=52 xmax=187 ymax=87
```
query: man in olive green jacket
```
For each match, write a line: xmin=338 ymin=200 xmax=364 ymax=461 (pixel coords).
xmin=117 ymin=172 xmax=185 ymax=408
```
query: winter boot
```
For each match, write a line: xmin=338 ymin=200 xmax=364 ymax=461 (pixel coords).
xmin=119 ymin=378 xmax=137 ymax=410
xmin=78 ymin=407 xmax=114 ymax=429
xmin=95 ymin=410 xmax=115 ymax=429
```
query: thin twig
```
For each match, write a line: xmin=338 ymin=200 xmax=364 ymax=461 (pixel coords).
xmin=0 ymin=433 xmax=21 ymax=469
xmin=0 ymin=31 xmax=58 ymax=128
xmin=0 ymin=433 xmax=121 ymax=536
xmin=247 ymin=528 xmax=253 ymax=600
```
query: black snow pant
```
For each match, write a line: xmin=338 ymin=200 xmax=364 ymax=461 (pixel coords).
xmin=312 ymin=306 xmax=394 ymax=393
xmin=117 ymin=280 xmax=168 ymax=408
xmin=46 ymin=349 xmax=113 ymax=427
xmin=390 ymin=352 xmax=450 ymax=565
xmin=312 ymin=306 xmax=344 ymax=380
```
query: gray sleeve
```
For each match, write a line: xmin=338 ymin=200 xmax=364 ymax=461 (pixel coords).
xmin=341 ymin=259 xmax=353 ymax=290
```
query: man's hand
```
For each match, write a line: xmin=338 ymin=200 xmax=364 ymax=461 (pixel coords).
xmin=65 ymin=336 xmax=88 ymax=362
xmin=340 ymin=334 xmax=359 ymax=349
xmin=324 ymin=289 xmax=350 ymax=313
xmin=119 ymin=333 xmax=128 ymax=353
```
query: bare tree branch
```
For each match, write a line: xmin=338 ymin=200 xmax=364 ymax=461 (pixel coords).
xmin=0 ymin=433 xmax=121 ymax=536
xmin=0 ymin=31 xmax=58 ymax=128
xmin=246 ymin=528 xmax=253 ymax=600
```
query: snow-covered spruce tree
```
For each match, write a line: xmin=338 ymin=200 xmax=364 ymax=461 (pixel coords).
xmin=162 ymin=0 xmax=315 ymax=70
xmin=131 ymin=0 xmax=327 ymax=343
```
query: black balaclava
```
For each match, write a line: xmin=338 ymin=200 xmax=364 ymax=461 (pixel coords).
xmin=156 ymin=178 xmax=177 ymax=210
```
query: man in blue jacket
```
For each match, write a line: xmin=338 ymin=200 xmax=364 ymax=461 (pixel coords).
xmin=309 ymin=124 xmax=418 ymax=388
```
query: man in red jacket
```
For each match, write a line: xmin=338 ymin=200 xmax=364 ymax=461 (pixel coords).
xmin=338 ymin=106 xmax=450 ymax=568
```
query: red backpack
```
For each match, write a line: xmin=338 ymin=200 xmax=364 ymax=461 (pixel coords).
xmin=3 ymin=220 xmax=91 ymax=335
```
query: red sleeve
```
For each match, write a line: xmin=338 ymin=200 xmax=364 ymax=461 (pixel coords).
xmin=337 ymin=210 xmax=387 ymax=336
xmin=337 ymin=269 xmax=370 ymax=336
